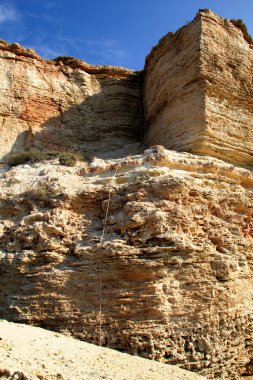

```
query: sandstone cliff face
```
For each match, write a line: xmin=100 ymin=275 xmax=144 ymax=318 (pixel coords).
xmin=144 ymin=10 xmax=253 ymax=165
xmin=0 ymin=41 xmax=142 ymax=160
xmin=0 ymin=10 xmax=252 ymax=166
xmin=200 ymin=12 xmax=253 ymax=164
xmin=144 ymin=14 xmax=205 ymax=155
xmin=0 ymin=9 xmax=253 ymax=380
xmin=0 ymin=148 xmax=252 ymax=380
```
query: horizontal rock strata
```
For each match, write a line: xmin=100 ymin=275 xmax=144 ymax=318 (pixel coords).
xmin=144 ymin=13 xmax=205 ymax=155
xmin=0 ymin=10 xmax=252 ymax=166
xmin=0 ymin=40 xmax=142 ymax=161
xmin=0 ymin=9 xmax=253 ymax=380
xmin=0 ymin=147 xmax=252 ymax=379
xmin=144 ymin=10 xmax=253 ymax=165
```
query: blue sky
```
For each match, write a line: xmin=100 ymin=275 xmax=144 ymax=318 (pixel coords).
xmin=0 ymin=0 xmax=252 ymax=70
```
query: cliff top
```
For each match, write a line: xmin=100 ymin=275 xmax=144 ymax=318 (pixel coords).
xmin=145 ymin=9 xmax=253 ymax=67
xmin=0 ymin=38 xmax=140 ymax=78
xmin=1 ymin=9 xmax=251 ymax=78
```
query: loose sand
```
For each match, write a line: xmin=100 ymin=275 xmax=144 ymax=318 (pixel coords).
xmin=0 ymin=320 xmax=206 ymax=380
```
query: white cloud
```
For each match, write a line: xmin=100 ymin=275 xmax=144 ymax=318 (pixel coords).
xmin=87 ymin=39 xmax=118 ymax=49
xmin=43 ymin=1 xmax=58 ymax=10
xmin=57 ymin=34 xmax=84 ymax=51
xmin=87 ymin=39 xmax=128 ymax=65
xmin=0 ymin=3 xmax=19 ymax=23
xmin=32 ymin=44 xmax=67 ymax=59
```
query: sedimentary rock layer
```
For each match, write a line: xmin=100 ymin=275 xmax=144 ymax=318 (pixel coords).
xmin=144 ymin=10 xmax=253 ymax=165
xmin=0 ymin=41 xmax=142 ymax=160
xmin=200 ymin=12 xmax=253 ymax=164
xmin=0 ymin=10 xmax=252 ymax=166
xmin=0 ymin=147 xmax=252 ymax=379
xmin=144 ymin=13 xmax=205 ymax=154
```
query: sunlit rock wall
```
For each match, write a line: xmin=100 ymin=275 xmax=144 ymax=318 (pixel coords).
xmin=144 ymin=10 xmax=253 ymax=165
xmin=0 ymin=148 xmax=252 ymax=379
xmin=0 ymin=42 xmax=142 ymax=160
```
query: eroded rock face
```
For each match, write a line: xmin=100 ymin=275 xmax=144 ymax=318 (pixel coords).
xmin=0 ymin=9 xmax=253 ymax=380
xmin=0 ymin=148 xmax=252 ymax=379
xmin=0 ymin=41 xmax=142 ymax=160
xmin=144 ymin=14 xmax=205 ymax=154
xmin=144 ymin=10 xmax=253 ymax=165
xmin=0 ymin=10 xmax=252 ymax=166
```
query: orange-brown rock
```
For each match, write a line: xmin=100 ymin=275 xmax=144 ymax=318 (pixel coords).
xmin=0 ymin=9 xmax=253 ymax=380
xmin=0 ymin=148 xmax=252 ymax=379
xmin=0 ymin=10 xmax=253 ymax=166
xmin=144 ymin=10 xmax=253 ymax=165
xmin=0 ymin=40 xmax=142 ymax=160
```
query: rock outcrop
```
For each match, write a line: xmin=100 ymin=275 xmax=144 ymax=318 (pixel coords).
xmin=0 ymin=10 xmax=252 ymax=166
xmin=144 ymin=10 xmax=253 ymax=165
xmin=0 ymin=8 xmax=253 ymax=380
xmin=0 ymin=147 xmax=252 ymax=379
xmin=0 ymin=319 xmax=206 ymax=380
xmin=0 ymin=40 xmax=142 ymax=160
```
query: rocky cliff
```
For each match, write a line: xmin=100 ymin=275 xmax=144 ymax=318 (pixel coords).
xmin=0 ymin=40 xmax=142 ymax=160
xmin=144 ymin=9 xmax=253 ymax=165
xmin=0 ymin=8 xmax=253 ymax=380
xmin=0 ymin=147 xmax=253 ymax=379
xmin=1 ymin=10 xmax=252 ymax=166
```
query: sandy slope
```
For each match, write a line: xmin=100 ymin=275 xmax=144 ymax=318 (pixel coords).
xmin=0 ymin=320 xmax=206 ymax=380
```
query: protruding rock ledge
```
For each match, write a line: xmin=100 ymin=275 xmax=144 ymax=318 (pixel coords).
xmin=0 ymin=39 xmax=140 ymax=78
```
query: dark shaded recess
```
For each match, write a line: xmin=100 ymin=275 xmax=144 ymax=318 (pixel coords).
xmin=5 ymin=70 xmax=144 ymax=161
xmin=32 ymin=70 xmax=143 ymax=156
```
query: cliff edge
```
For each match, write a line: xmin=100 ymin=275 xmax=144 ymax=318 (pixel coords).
xmin=144 ymin=9 xmax=253 ymax=165
xmin=0 ymin=39 xmax=142 ymax=160
xmin=0 ymin=9 xmax=252 ymax=165
xmin=0 ymin=9 xmax=252 ymax=380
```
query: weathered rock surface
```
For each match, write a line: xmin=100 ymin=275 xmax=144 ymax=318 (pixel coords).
xmin=0 ymin=10 xmax=252 ymax=166
xmin=0 ymin=147 xmax=252 ymax=379
xmin=0 ymin=319 xmax=206 ymax=380
xmin=0 ymin=8 xmax=253 ymax=380
xmin=144 ymin=10 xmax=253 ymax=165
xmin=0 ymin=40 xmax=142 ymax=160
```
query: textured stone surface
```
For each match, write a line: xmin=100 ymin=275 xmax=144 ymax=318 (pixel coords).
xmin=0 ymin=9 xmax=253 ymax=380
xmin=144 ymin=14 xmax=204 ymax=154
xmin=0 ymin=147 xmax=252 ymax=379
xmin=0 ymin=10 xmax=252 ymax=165
xmin=0 ymin=320 xmax=206 ymax=380
xmin=144 ymin=10 xmax=253 ymax=165
xmin=200 ymin=11 xmax=253 ymax=164
xmin=0 ymin=41 xmax=142 ymax=161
